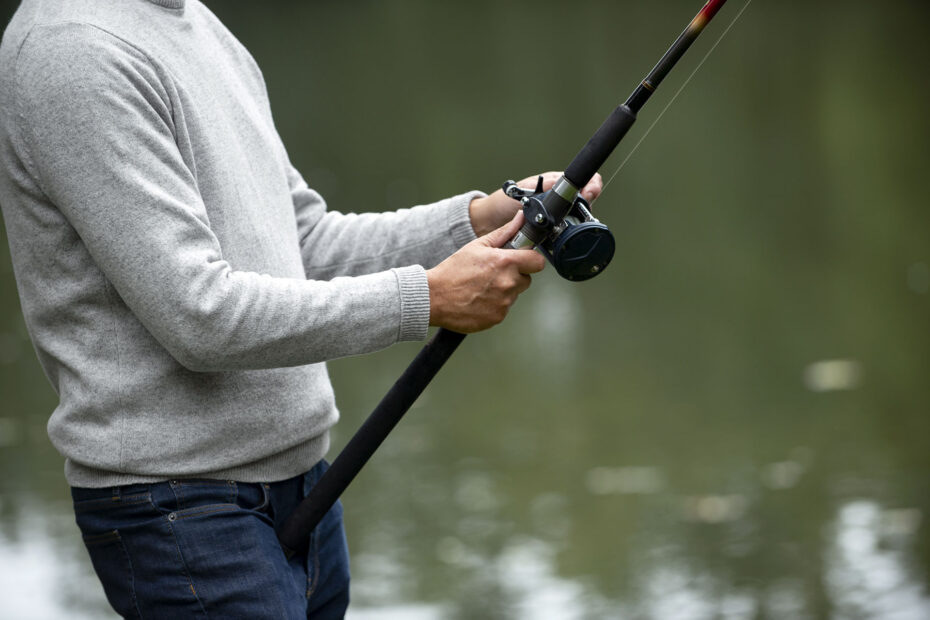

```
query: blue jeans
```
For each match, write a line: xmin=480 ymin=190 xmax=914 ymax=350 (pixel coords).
xmin=71 ymin=461 xmax=349 ymax=619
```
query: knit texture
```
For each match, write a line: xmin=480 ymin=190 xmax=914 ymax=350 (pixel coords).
xmin=0 ymin=0 xmax=481 ymax=487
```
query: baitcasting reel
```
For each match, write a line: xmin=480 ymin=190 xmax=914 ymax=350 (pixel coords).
xmin=503 ymin=176 xmax=615 ymax=282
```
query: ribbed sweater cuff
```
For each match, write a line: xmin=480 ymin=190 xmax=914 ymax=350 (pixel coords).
xmin=393 ymin=265 xmax=430 ymax=341
xmin=447 ymin=190 xmax=484 ymax=248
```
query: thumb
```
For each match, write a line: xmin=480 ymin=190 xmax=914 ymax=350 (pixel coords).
xmin=479 ymin=211 xmax=525 ymax=249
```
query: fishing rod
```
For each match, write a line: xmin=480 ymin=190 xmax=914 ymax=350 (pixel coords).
xmin=278 ymin=0 xmax=732 ymax=557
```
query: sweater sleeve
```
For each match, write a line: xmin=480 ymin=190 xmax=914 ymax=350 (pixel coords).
xmin=14 ymin=23 xmax=430 ymax=371
xmin=288 ymin=164 xmax=482 ymax=281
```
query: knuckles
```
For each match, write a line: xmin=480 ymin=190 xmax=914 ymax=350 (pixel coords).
xmin=443 ymin=243 xmax=543 ymax=332
xmin=496 ymin=274 xmax=519 ymax=291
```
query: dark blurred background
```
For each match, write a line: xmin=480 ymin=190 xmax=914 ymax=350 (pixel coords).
xmin=1 ymin=1 xmax=928 ymax=618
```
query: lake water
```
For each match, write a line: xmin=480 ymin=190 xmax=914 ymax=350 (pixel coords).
xmin=1 ymin=1 xmax=928 ymax=617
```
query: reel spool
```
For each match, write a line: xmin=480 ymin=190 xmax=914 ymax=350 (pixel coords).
xmin=540 ymin=199 xmax=615 ymax=281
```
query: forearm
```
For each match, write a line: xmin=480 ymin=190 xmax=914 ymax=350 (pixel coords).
xmin=289 ymin=166 xmax=483 ymax=279
xmin=154 ymin=265 xmax=429 ymax=371
xmin=298 ymin=191 xmax=485 ymax=280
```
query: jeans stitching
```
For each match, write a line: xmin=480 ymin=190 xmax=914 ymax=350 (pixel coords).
xmin=257 ymin=483 xmax=270 ymax=513
xmin=305 ymin=464 xmax=324 ymax=600
xmin=83 ymin=529 xmax=143 ymax=619
xmin=170 ymin=480 xmax=238 ymax=512
xmin=171 ymin=504 xmax=238 ymax=521
xmin=306 ymin=526 xmax=321 ymax=599
xmin=74 ymin=492 xmax=152 ymax=513
xmin=118 ymin=530 xmax=145 ymax=620
xmin=164 ymin=517 xmax=209 ymax=619
xmin=82 ymin=529 xmax=122 ymax=546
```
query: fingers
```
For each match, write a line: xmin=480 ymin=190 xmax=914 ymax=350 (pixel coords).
xmin=515 ymin=273 xmax=533 ymax=295
xmin=480 ymin=210 xmax=524 ymax=249
xmin=582 ymin=173 xmax=604 ymax=202
xmin=478 ymin=213 xmax=545 ymax=273
xmin=509 ymin=249 xmax=545 ymax=274
xmin=427 ymin=221 xmax=545 ymax=332
xmin=516 ymin=171 xmax=604 ymax=203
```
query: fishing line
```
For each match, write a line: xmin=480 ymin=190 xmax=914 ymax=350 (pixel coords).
xmin=601 ymin=0 xmax=755 ymax=193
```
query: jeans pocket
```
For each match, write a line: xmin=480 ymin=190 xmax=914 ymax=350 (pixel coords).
xmin=73 ymin=490 xmax=152 ymax=514
xmin=167 ymin=503 xmax=239 ymax=521
xmin=235 ymin=482 xmax=271 ymax=515
xmin=167 ymin=479 xmax=236 ymax=512
xmin=82 ymin=530 xmax=142 ymax=619
xmin=162 ymin=480 xmax=270 ymax=523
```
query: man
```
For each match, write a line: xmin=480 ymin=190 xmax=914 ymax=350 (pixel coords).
xmin=0 ymin=0 xmax=602 ymax=617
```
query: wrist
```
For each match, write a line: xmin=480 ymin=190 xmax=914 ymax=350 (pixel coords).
xmin=468 ymin=195 xmax=494 ymax=238
xmin=425 ymin=267 xmax=445 ymax=327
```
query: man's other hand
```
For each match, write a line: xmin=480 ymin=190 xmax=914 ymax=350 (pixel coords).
xmin=468 ymin=171 xmax=604 ymax=237
xmin=426 ymin=213 xmax=546 ymax=333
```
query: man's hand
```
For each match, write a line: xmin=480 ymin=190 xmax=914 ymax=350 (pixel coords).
xmin=468 ymin=171 xmax=604 ymax=237
xmin=427 ymin=212 xmax=546 ymax=333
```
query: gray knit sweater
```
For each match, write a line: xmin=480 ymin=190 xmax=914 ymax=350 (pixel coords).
xmin=0 ymin=0 xmax=480 ymax=487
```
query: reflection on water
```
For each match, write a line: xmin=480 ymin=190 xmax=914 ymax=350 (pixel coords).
xmin=2 ymin=0 xmax=929 ymax=617
xmin=828 ymin=502 xmax=927 ymax=619
xmin=0 ymin=506 xmax=110 ymax=619
xmin=3 ymin=493 xmax=926 ymax=619
xmin=586 ymin=466 xmax=666 ymax=496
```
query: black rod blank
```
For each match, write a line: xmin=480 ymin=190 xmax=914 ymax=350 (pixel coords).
xmin=277 ymin=328 xmax=466 ymax=556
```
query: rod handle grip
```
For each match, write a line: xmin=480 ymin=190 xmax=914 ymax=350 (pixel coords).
xmin=564 ymin=104 xmax=637 ymax=189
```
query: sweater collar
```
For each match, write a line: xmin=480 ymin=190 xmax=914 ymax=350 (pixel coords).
xmin=145 ymin=0 xmax=186 ymax=8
